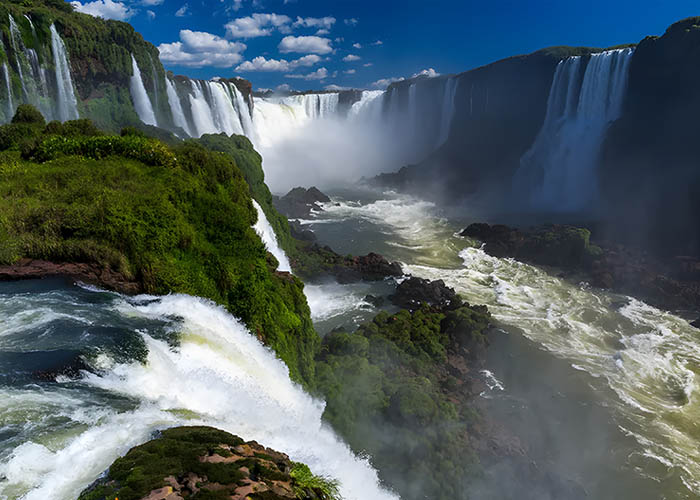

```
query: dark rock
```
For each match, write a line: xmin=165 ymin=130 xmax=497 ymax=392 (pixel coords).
xmin=390 ymin=277 xmax=462 ymax=310
xmin=294 ymin=243 xmax=403 ymax=283
xmin=363 ymin=294 xmax=385 ymax=307
xmin=289 ymin=220 xmax=316 ymax=242
xmin=0 ymin=259 xmax=141 ymax=295
xmin=691 ymin=318 xmax=700 ymax=329
xmin=273 ymin=186 xmax=331 ymax=219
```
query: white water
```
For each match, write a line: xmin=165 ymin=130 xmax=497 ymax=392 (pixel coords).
xmin=0 ymin=292 xmax=398 ymax=500
xmin=515 ymin=48 xmax=633 ymax=211
xmin=2 ymin=62 xmax=13 ymax=119
xmin=206 ymin=81 xmax=245 ymax=136
xmin=129 ymin=54 xmax=157 ymax=127
xmin=252 ymin=199 xmax=292 ymax=272
xmin=438 ymin=77 xmax=458 ymax=145
xmin=165 ymin=77 xmax=192 ymax=136
xmin=188 ymin=80 xmax=217 ymax=137
xmin=50 ymin=24 xmax=79 ymax=122
xmin=8 ymin=16 xmax=27 ymax=101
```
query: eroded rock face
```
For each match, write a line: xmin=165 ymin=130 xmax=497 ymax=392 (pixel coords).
xmin=78 ymin=426 xmax=338 ymax=500
xmin=294 ymin=244 xmax=403 ymax=283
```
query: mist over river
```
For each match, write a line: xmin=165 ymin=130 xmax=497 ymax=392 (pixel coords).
xmin=299 ymin=188 xmax=700 ymax=499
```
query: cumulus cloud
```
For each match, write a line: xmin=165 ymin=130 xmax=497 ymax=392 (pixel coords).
xmin=344 ymin=69 xmax=356 ymax=74
xmin=325 ymin=84 xmax=351 ymax=91
xmin=276 ymin=83 xmax=292 ymax=92
xmin=225 ymin=13 xmax=292 ymax=38
xmin=344 ymin=18 xmax=358 ymax=26
xmin=412 ymin=68 xmax=440 ymax=78
xmin=158 ymin=29 xmax=246 ymax=67
xmin=363 ymin=62 xmax=373 ymax=67
xmin=70 ymin=0 xmax=134 ymax=20
xmin=315 ymin=29 xmax=330 ymax=35
xmin=293 ymin=16 xmax=336 ymax=30
xmin=285 ymin=67 xmax=329 ymax=80
xmin=140 ymin=0 xmax=163 ymax=5
xmin=278 ymin=35 xmax=332 ymax=55
xmin=352 ymin=42 xmax=362 ymax=49
xmin=236 ymin=54 xmax=321 ymax=72
xmin=175 ymin=4 xmax=189 ymax=16
xmin=372 ymin=40 xmax=383 ymax=46
xmin=146 ymin=9 xmax=155 ymax=19
xmin=342 ymin=54 xmax=360 ymax=62
xmin=371 ymin=76 xmax=404 ymax=89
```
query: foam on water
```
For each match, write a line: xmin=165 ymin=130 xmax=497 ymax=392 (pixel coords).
xmin=0 ymin=291 xmax=398 ymax=500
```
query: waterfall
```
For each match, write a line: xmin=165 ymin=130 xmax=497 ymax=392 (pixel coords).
xmin=188 ymin=80 xmax=217 ymax=137
xmin=206 ymin=80 xmax=243 ymax=136
xmin=129 ymin=54 xmax=158 ymax=126
xmin=232 ymin=83 xmax=254 ymax=138
xmin=514 ymin=48 xmax=633 ymax=211
xmin=8 ymin=15 xmax=27 ymax=99
xmin=165 ymin=77 xmax=192 ymax=136
xmin=50 ymin=24 xmax=79 ymax=122
xmin=437 ymin=77 xmax=458 ymax=145
xmin=2 ymin=63 xmax=13 ymax=120
xmin=252 ymin=200 xmax=292 ymax=272
xmin=349 ymin=90 xmax=384 ymax=120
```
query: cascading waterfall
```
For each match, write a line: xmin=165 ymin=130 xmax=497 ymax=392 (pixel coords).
xmin=207 ymin=80 xmax=244 ymax=136
xmin=8 ymin=15 xmax=28 ymax=100
xmin=129 ymin=54 xmax=158 ymax=127
xmin=188 ymin=80 xmax=217 ymax=137
xmin=437 ymin=77 xmax=458 ymax=145
xmin=252 ymin=200 xmax=292 ymax=272
xmin=514 ymin=48 xmax=634 ymax=211
xmin=50 ymin=24 xmax=79 ymax=122
xmin=164 ymin=77 xmax=192 ymax=136
xmin=233 ymin=83 xmax=255 ymax=137
xmin=0 ymin=284 xmax=398 ymax=500
xmin=2 ymin=63 xmax=13 ymax=120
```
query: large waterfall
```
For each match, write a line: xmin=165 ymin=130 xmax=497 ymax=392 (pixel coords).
xmin=0 ymin=17 xmax=79 ymax=124
xmin=50 ymin=24 xmax=79 ymax=122
xmin=514 ymin=48 xmax=634 ymax=211
xmin=129 ymin=54 xmax=158 ymax=127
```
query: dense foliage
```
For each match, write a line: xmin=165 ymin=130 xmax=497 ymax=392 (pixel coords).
xmin=0 ymin=109 xmax=317 ymax=385
xmin=78 ymin=426 xmax=340 ymax=500
xmin=314 ymin=303 xmax=491 ymax=500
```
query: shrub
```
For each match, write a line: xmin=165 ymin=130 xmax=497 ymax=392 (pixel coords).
xmin=11 ymin=104 xmax=45 ymax=125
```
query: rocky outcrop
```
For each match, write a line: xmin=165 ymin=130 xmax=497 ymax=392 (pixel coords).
xmin=389 ymin=277 xmax=462 ymax=310
xmin=78 ymin=426 xmax=340 ymax=500
xmin=463 ymin=222 xmax=700 ymax=311
xmin=0 ymin=259 xmax=141 ymax=295
xmin=273 ymin=187 xmax=331 ymax=220
xmin=293 ymin=244 xmax=402 ymax=283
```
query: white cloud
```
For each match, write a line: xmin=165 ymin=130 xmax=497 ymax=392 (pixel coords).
xmin=371 ymin=76 xmax=404 ymax=89
xmin=344 ymin=18 xmax=358 ymax=26
xmin=224 ymin=13 xmax=292 ymax=38
xmin=352 ymin=42 xmax=362 ymax=49
xmin=232 ymin=0 xmax=243 ymax=10
xmin=146 ymin=9 xmax=155 ymax=19
xmin=372 ymin=40 xmax=383 ymax=46
xmin=412 ymin=68 xmax=439 ymax=78
xmin=293 ymin=16 xmax=336 ymax=30
xmin=285 ymin=67 xmax=328 ymax=80
xmin=175 ymin=3 xmax=189 ymax=16
xmin=235 ymin=54 xmax=320 ymax=72
xmin=315 ymin=28 xmax=330 ymax=35
xmin=278 ymin=35 xmax=332 ymax=55
xmin=158 ymin=29 xmax=246 ymax=67
xmin=140 ymin=0 xmax=163 ymax=5
xmin=342 ymin=54 xmax=360 ymax=62
xmin=276 ymin=83 xmax=292 ymax=92
xmin=325 ymin=84 xmax=351 ymax=91
xmin=363 ymin=62 xmax=373 ymax=67
xmin=70 ymin=0 xmax=134 ymax=20
xmin=344 ymin=69 xmax=356 ymax=74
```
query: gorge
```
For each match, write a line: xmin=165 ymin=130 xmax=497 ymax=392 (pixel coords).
xmin=1 ymin=2 xmax=700 ymax=500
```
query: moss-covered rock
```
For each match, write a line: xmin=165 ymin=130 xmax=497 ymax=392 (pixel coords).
xmin=0 ymin=110 xmax=317 ymax=385
xmin=314 ymin=290 xmax=491 ymax=500
xmin=77 ymin=426 xmax=340 ymax=500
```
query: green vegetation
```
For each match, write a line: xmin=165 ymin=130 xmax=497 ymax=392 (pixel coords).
xmin=78 ymin=426 xmax=340 ymax=500
xmin=0 ymin=108 xmax=317 ymax=385
xmin=314 ymin=303 xmax=491 ymax=500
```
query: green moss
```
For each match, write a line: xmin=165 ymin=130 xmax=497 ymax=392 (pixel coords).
xmin=314 ymin=303 xmax=491 ymax=500
xmin=289 ymin=462 xmax=341 ymax=500
xmin=0 ymin=112 xmax=318 ymax=385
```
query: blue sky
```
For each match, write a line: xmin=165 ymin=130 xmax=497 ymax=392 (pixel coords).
xmin=68 ymin=0 xmax=700 ymax=90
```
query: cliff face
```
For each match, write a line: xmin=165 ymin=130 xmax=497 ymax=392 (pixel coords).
xmin=600 ymin=17 xmax=700 ymax=255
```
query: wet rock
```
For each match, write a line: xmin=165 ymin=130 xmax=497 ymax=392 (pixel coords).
xmin=273 ymin=186 xmax=331 ymax=219
xmin=390 ymin=277 xmax=462 ymax=310
xmin=691 ymin=318 xmax=700 ymax=329
xmin=363 ymin=294 xmax=385 ymax=307
xmin=295 ymin=244 xmax=403 ymax=283
xmin=0 ymin=259 xmax=141 ymax=295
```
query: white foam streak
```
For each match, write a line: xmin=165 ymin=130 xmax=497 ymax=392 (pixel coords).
xmin=129 ymin=54 xmax=157 ymax=127
xmin=252 ymin=200 xmax=292 ymax=272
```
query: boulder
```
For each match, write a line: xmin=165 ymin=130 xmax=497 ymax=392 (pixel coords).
xmin=390 ymin=277 xmax=462 ymax=310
